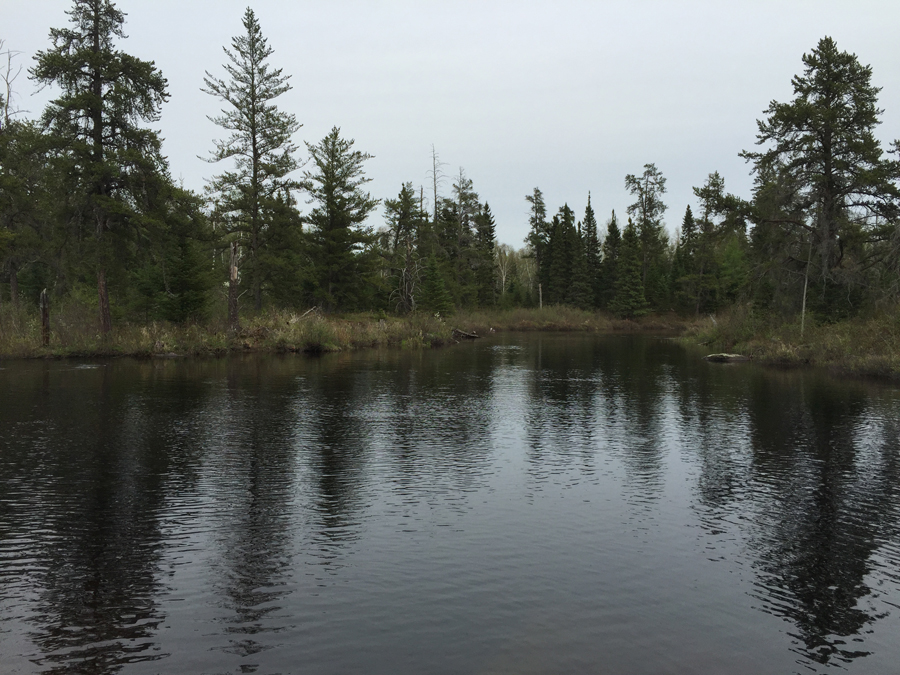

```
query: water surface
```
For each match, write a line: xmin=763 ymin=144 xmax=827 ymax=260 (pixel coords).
xmin=1 ymin=333 xmax=899 ymax=674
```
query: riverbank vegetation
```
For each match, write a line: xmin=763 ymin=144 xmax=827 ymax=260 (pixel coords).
xmin=686 ymin=304 xmax=900 ymax=381
xmin=0 ymin=303 xmax=689 ymax=359
xmin=2 ymin=3 xmax=899 ymax=376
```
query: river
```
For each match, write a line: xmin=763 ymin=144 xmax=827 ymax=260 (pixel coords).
xmin=1 ymin=333 xmax=899 ymax=674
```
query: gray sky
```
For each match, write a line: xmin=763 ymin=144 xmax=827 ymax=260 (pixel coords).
xmin=5 ymin=0 xmax=900 ymax=246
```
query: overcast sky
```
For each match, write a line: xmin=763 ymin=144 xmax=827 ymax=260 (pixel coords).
xmin=5 ymin=1 xmax=900 ymax=245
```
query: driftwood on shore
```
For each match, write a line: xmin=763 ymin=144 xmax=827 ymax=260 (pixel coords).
xmin=452 ymin=328 xmax=480 ymax=340
xmin=704 ymin=353 xmax=750 ymax=363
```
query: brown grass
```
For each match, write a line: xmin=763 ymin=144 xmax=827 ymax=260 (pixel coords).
xmin=684 ymin=304 xmax=900 ymax=380
xmin=0 ymin=303 xmax=691 ymax=360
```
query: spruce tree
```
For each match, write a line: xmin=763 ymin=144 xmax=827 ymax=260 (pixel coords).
xmin=672 ymin=205 xmax=697 ymax=313
xmin=582 ymin=193 xmax=602 ymax=308
xmin=474 ymin=203 xmax=497 ymax=306
xmin=31 ymin=0 xmax=169 ymax=334
xmin=203 ymin=7 xmax=302 ymax=312
xmin=384 ymin=183 xmax=426 ymax=313
xmin=417 ymin=254 xmax=453 ymax=315
xmin=159 ymin=188 xmax=214 ymax=323
xmin=546 ymin=205 xmax=576 ymax=304
xmin=599 ymin=210 xmax=621 ymax=309
xmin=566 ymin=221 xmax=593 ymax=309
xmin=303 ymin=127 xmax=379 ymax=311
xmin=609 ymin=218 xmax=648 ymax=318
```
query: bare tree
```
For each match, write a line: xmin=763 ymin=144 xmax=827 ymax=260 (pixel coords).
xmin=1 ymin=39 xmax=24 ymax=130
xmin=427 ymin=144 xmax=446 ymax=226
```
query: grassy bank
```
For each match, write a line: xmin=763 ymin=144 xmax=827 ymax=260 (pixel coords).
xmin=0 ymin=303 xmax=689 ymax=360
xmin=0 ymin=304 xmax=454 ymax=359
xmin=452 ymin=306 xmax=687 ymax=334
xmin=684 ymin=304 xmax=900 ymax=381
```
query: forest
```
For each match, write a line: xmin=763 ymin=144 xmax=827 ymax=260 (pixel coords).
xmin=2 ymin=2 xmax=899 ymax=366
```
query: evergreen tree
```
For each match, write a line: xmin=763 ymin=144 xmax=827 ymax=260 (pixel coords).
xmin=742 ymin=37 xmax=900 ymax=315
xmin=525 ymin=187 xmax=550 ymax=303
xmin=609 ymin=218 xmax=648 ymax=318
xmin=598 ymin=210 xmax=621 ymax=309
xmin=582 ymin=193 xmax=602 ymax=307
xmin=670 ymin=205 xmax=695 ymax=312
xmin=680 ymin=204 xmax=696 ymax=252
xmin=202 ymin=7 xmax=302 ymax=311
xmin=384 ymin=182 xmax=426 ymax=313
xmin=474 ymin=202 xmax=497 ymax=306
xmin=545 ymin=205 xmax=575 ymax=304
xmin=444 ymin=169 xmax=480 ymax=306
xmin=303 ymin=127 xmax=379 ymax=312
xmin=158 ymin=188 xmax=214 ymax=323
xmin=417 ymin=253 xmax=453 ymax=315
xmin=625 ymin=164 xmax=669 ymax=308
xmin=0 ymin=120 xmax=55 ymax=306
xmin=566 ymin=218 xmax=593 ymax=309
xmin=31 ymin=0 xmax=169 ymax=334
xmin=257 ymin=189 xmax=307 ymax=309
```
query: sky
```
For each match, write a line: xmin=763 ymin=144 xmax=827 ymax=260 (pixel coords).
xmin=4 ymin=0 xmax=900 ymax=246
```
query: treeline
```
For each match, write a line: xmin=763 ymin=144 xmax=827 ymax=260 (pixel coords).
xmin=2 ymin=1 xmax=899 ymax=336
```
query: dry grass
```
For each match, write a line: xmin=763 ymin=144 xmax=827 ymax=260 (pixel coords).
xmin=0 ymin=303 xmax=454 ymax=359
xmin=0 ymin=302 xmax=690 ymax=361
xmin=452 ymin=306 xmax=688 ymax=335
xmin=685 ymin=304 xmax=900 ymax=380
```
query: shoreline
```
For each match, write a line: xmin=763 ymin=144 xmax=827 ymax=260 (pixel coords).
xmin=0 ymin=307 xmax=688 ymax=361
xmin=4 ymin=304 xmax=898 ymax=383
xmin=682 ymin=308 xmax=900 ymax=384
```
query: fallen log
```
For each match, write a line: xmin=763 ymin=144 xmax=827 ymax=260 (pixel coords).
xmin=452 ymin=327 xmax=480 ymax=340
xmin=704 ymin=353 xmax=750 ymax=363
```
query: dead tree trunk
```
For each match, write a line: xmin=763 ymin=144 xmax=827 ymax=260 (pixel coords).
xmin=40 ymin=288 xmax=50 ymax=347
xmin=97 ymin=269 xmax=111 ymax=335
xmin=228 ymin=241 xmax=240 ymax=332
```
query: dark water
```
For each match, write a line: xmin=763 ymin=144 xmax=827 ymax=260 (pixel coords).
xmin=1 ymin=334 xmax=900 ymax=675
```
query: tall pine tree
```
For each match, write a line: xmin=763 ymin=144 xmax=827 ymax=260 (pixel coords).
xmin=202 ymin=7 xmax=302 ymax=312
xmin=31 ymin=0 xmax=169 ymax=334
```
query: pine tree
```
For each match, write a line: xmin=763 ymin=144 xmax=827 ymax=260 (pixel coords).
xmin=566 ymin=221 xmax=593 ymax=310
xmin=444 ymin=169 xmax=480 ymax=306
xmin=159 ymin=188 xmax=214 ymax=323
xmin=598 ymin=210 xmax=621 ymax=309
xmin=31 ymin=0 xmax=169 ymax=334
xmin=609 ymin=218 xmax=648 ymax=318
xmin=525 ymin=187 xmax=550 ymax=304
xmin=625 ymin=164 xmax=669 ymax=308
xmin=303 ymin=127 xmax=379 ymax=311
xmin=474 ymin=203 xmax=497 ymax=306
xmin=582 ymin=193 xmax=601 ymax=308
xmin=672 ymin=205 xmax=697 ymax=312
xmin=742 ymin=36 xmax=900 ymax=316
xmin=384 ymin=182 xmax=426 ymax=313
xmin=417 ymin=253 xmax=453 ymax=315
xmin=202 ymin=7 xmax=302 ymax=312
xmin=545 ymin=205 xmax=575 ymax=304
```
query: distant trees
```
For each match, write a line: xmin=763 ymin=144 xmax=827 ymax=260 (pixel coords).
xmin=30 ymin=0 xmax=169 ymax=333
xmin=5 ymin=21 xmax=899 ymax=329
xmin=202 ymin=7 xmax=302 ymax=316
